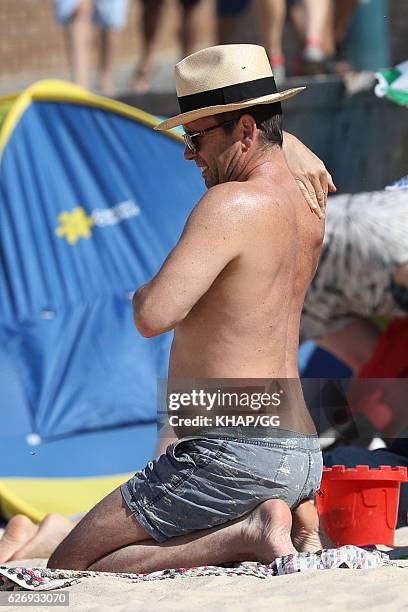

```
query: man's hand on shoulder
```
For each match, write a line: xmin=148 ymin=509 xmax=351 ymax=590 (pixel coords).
xmin=132 ymin=186 xmax=242 ymax=337
xmin=283 ymin=132 xmax=336 ymax=219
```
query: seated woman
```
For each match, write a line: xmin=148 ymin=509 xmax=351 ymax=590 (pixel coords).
xmin=301 ymin=181 xmax=408 ymax=375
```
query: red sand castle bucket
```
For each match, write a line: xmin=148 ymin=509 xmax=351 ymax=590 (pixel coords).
xmin=316 ymin=465 xmax=408 ymax=546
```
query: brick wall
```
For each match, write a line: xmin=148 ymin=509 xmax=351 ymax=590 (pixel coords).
xmin=1 ymin=1 xmax=69 ymax=80
xmin=0 ymin=0 xmax=214 ymax=90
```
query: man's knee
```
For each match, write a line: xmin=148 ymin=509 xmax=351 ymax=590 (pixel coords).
xmin=47 ymin=549 xmax=93 ymax=571
xmin=46 ymin=525 xmax=94 ymax=571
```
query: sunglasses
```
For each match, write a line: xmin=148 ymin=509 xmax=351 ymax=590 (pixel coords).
xmin=182 ymin=119 xmax=237 ymax=153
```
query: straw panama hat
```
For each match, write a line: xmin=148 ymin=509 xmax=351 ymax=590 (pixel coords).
xmin=156 ymin=44 xmax=305 ymax=131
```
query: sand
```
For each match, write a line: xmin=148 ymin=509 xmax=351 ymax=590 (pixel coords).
xmin=1 ymin=528 xmax=407 ymax=612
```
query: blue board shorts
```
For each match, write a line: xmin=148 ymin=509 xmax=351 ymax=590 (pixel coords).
xmin=121 ymin=429 xmax=323 ymax=542
xmin=55 ymin=0 xmax=129 ymax=29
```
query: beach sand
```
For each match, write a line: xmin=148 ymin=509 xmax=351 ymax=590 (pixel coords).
xmin=1 ymin=527 xmax=407 ymax=611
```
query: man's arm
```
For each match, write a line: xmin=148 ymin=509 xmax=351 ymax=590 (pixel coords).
xmin=133 ymin=185 xmax=241 ymax=337
xmin=283 ymin=131 xmax=336 ymax=218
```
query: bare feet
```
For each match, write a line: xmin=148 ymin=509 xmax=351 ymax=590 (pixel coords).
xmin=0 ymin=515 xmax=39 ymax=563
xmin=241 ymin=499 xmax=297 ymax=563
xmin=88 ymin=498 xmax=298 ymax=573
xmin=291 ymin=499 xmax=331 ymax=553
xmin=9 ymin=514 xmax=75 ymax=561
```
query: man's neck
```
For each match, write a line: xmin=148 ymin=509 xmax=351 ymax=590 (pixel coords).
xmin=242 ymin=146 xmax=288 ymax=183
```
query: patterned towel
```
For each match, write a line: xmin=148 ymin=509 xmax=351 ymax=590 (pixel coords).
xmin=0 ymin=546 xmax=392 ymax=591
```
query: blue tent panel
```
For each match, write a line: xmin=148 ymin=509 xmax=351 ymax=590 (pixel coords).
xmin=0 ymin=91 xmax=205 ymax=456
xmin=0 ymin=83 xmax=205 ymax=486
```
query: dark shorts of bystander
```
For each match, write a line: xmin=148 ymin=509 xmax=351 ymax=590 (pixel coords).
xmin=216 ymin=0 xmax=300 ymax=17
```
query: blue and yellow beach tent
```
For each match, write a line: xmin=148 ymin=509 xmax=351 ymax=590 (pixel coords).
xmin=0 ymin=81 xmax=204 ymax=521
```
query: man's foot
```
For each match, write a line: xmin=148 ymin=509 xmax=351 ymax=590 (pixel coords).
xmin=0 ymin=515 xmax=39 ymax=563
xmin=291 ymin=499 xmax=332 ymax=552
xmin=10 ymin=513 xmax=75 ymax=561
xmin=241 ymin=499 xmax=297 ymax=563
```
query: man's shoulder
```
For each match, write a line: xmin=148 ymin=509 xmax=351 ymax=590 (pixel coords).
xmin=198 ymin=181 xmax=277 ymax=218
xmin=201 ymin=181 xmax=248 ymax=202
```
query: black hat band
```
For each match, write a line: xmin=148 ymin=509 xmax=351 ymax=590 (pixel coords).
xmin=178 ymin=76 xmax=278 ymax=114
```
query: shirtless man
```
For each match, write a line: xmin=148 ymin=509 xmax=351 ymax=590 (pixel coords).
xmin=1 ymin=45 xmax=334 ymax=570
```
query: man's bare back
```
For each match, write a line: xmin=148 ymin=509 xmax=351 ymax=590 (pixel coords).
xmin=167 ymin=151 xmax=323 ymax=436
xmin=171 ymin=165 xmax=323 ymax=378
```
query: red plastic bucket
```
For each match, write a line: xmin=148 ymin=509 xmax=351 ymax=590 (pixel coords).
xmin=316 ymin=465 xmax=408 ymax=546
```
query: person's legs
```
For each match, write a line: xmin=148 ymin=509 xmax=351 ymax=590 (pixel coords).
xmin=322 ymin=0 xmax=335 ymax=57
xmin=1 ymin=499 xmax=323 ymax=568
xmin=47 ymin=433 xmax=309 ymax=572
xmin=47 ymin=487 xmax=151 ymax=570
xmin=133 ymin=0 xmax=165 ymax=93
xmin=216 ymin=0 xmax=249 ymax=45
xmin=317 ymin=319 xmax=381 ymax=374
xmin=1 ymin=498 xmax=328 ymax=568
xmin=65 ymin=0 xmax=93 ymax=89
xmin=3 ymin=436 xmax=326 ymax=569
xmin=97 ymin=28 xmax=117 ymax=95
xmin=333 ymin=0 xmax=357 ymax=47
xmin=287 ymin=0 xmax=306 ymax=75
xmin=179 ymin=0 xmax=205 ymax=57
xmin=326 ymin=0 xmax=357 ymax=73
xmin=302 ymin=0 xmax=332 ymax=74
xmin=47 ymin=479 xmax=297 ymax=571
xmin=88 ymin=498 xmax=296 ymax=572
xmin=91 ymin=431 xmax=324 ymax=573
xmin=256 ymin=0 xmax=287 ymax=81
xmin=303 ymin=0 xmax=332 ymax=47
xmin=217 ymin=15 xmax=239 ymax=45
xmin=288 ymin=0 xmax=306 ymax=40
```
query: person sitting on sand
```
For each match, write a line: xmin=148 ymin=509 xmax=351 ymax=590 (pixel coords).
xmin=301 ymin=185 xmax=408 ymax=375
xmin=0 ymin=45 xmax=336 ymax=568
